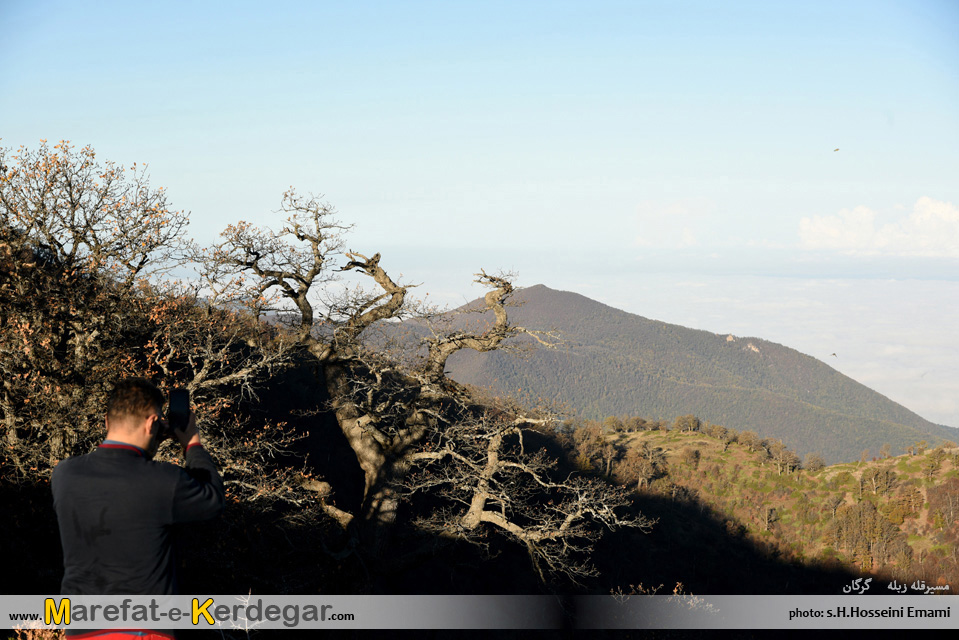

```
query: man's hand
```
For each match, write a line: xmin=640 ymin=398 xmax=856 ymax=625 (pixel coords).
xmin=174 ymin=411 xmax=201 ymax=450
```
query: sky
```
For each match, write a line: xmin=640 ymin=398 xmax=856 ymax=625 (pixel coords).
xmin=3 ymin=0 xmax=958 ymax=428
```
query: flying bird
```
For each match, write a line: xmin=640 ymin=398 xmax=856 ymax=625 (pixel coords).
xmin=830 ymin=353 xmax=837 ymax=358
xmin=833 ymin=148 xmax=840 ymax=152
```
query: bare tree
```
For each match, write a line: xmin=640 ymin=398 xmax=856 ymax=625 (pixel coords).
xmin=599 ymin=441 xmax=621 ymax=478
xmin=0 ymin=141 xmax=189 ymax=285
xmin=758 ymin=506 xmax=778 ymax=532
xmin=804 ymin=452 xmax=826 ymax=473
xmin=4 ymin=142 xmax=654 ymax=585
xmin=737 ymin=430 xmax=761 ymax=453
xmin=401 ymin=411 xmax=654 ymax=583
xmin=1 ymin=142 xmax=309 ymax=512
xmin=621 ymin=442 xmax=668 ymax=490
xmin=421 ymin=271 xmax=558 ymax=383
xmin=199 ymin=193 xmax=412 ymax=534
xmin=673 ymin=414 xmax=700 ymax=433
xmin=680 ymin=447 xmax=701 ymax=470
xmin=766 ymin=439 xmax=800 ymax=475
xmin=201 ymin=197 xmax=570 ymax=556
xmin=861 ymin=466 xmax=897 ymax=496
xmin=704 ymin=424 xmax=736 ymax=452
xmin=571 ymin=421 xmax=605 ymax=471
xmin=1 ymin=141 xmax=191 ymax=474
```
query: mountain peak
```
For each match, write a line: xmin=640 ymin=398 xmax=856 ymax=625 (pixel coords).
xmin=446 ymin=284 xmax=955 ymax=463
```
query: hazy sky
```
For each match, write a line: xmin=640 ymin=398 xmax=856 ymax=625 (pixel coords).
xmin=3 ymin=1 xmax=958 ymax=428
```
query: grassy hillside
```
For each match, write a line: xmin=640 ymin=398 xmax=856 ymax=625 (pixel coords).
xmin=574 ymin=418 xmax=959 ymax=592
xmin=445 ymin=285 xmax=956 ymax=463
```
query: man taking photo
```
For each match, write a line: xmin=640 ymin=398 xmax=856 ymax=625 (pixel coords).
xmin=52 ymin=378 xmax=225 ymax=638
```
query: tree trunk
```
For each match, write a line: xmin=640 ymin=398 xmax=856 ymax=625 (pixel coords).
xmin=360 ymin=479 xmax=402 ymax=555
xmin=321 ymin=360 xmax=403 ymax=556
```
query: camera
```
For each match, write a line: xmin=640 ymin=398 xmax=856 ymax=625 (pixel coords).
xmin=164 ymin=389 xmax=190 ymax=439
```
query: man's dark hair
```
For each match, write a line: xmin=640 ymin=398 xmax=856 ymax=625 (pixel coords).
xmin=107 ymin=378 xmax=164 ymax=423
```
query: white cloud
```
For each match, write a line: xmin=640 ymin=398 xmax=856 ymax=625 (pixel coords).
xmin=799 ymin=197 xmax=959 ymax=257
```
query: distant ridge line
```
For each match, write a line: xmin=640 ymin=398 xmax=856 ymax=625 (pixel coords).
xmin=441 ymin=284 xmax=956 ymax=463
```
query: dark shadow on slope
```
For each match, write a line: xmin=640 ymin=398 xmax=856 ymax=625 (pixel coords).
xmin=591 ymin=492 xmax=856 ymax=595
xmin=371 ymin=427 xmax=867 ymax=597
xmin=370 ymin=486 xmax=865 ymax=596
xmin=8 ymin=368 xmax=904 ymax=601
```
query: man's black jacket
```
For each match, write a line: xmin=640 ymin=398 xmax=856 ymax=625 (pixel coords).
xmin=52 ymin=441 xmax=224 ymax=595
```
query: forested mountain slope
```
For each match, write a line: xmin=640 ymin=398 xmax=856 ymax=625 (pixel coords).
xmin=580 ymin=422 xmax=959 ymax=592
xmin=444 ymin=285 xmax=955 ymax=463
